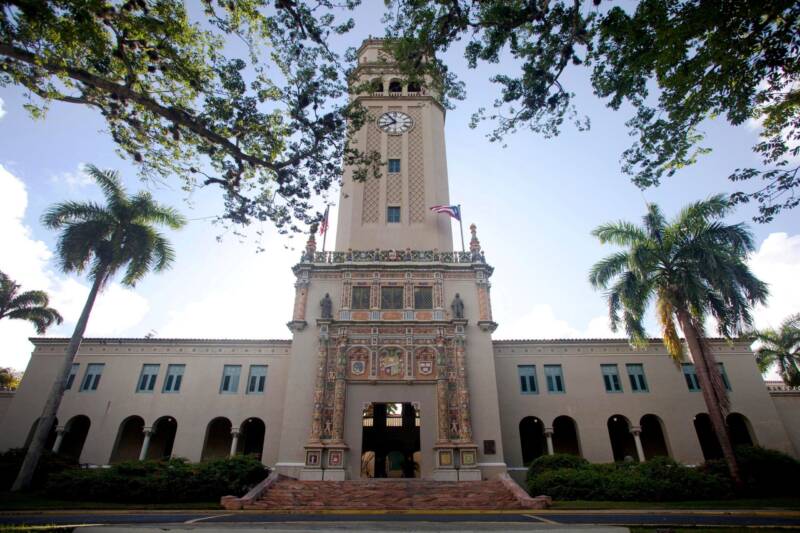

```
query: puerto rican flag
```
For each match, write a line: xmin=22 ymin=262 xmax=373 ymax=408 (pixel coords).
xmin=319 ymin=205 xmax=330 ymax=235
xmin=429 ymin=204 xmax=461 ymax=221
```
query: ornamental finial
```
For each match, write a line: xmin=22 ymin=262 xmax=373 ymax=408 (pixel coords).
xmin=469 ymin=223 xmax=481 ymax=256
xmin=305 ymin=226 xmax=317 ymax=260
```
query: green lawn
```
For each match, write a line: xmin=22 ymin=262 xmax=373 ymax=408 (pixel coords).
xmin=0 ymin=492 xmax=220 ymax=511
xmin=552 ymin=498 xmax=800 ymax=510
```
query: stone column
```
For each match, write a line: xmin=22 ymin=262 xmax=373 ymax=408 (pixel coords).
xmin=544 ymin=428 xmax=554 ymax=455
xmin=52 ymin=426 xmax=66 ymax=453
xmin=331 ymin=337 xmax=348 ymax=443
xmin=454 ymin=333 xmax=473 ymax=442
xmin=435 ymin=338 xmax=449 ymax=443
xmin=139 ymin=427 xmax=154 ymax=461
xmin=230 ymin=428 xmax=241 ymax=457
xmin=631 ymin=426 xmax=645 ymax=462
xmin=309 ymin=323 xmax=330 ymax=443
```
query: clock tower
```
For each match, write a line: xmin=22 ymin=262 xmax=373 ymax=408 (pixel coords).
xmin=276 ymin=39 xmax=506 ymax=483
xmin=335 ymin=39 xmax=455 ymax=252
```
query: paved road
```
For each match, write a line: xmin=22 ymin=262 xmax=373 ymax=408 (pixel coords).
xmin=1 ymin=510 xmax=799 ymax=528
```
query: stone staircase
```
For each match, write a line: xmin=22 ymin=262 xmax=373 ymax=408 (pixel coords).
xmin=236 ymin=475 xmax=544 ymax=510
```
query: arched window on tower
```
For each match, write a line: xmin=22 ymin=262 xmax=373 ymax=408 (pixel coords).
xmin=407 ymin=81 xmax=422 ymax=95
xmin=388 ymin=79 xmax=403 ymax=95
xmin=370 ymin=78 xmax=384 ymax=95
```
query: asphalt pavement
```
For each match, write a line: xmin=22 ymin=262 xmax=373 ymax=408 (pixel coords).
xmin=1 ymin=509 xmax=799 ymax=529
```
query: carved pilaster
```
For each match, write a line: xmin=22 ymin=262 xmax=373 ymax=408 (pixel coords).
xmin=453 ymin=322 xmax=473 ymax=443
xmin=435 ymin=337 xmax=449 ymax=443
xmin=309 ymin=320 xmax=331 ymax=444
xmin=331 ymin=336 xmax=348 ymax=444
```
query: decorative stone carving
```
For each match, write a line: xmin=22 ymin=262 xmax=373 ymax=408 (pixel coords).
xmin=320 ymin=293 xmax=333 ymax=319
xmin=451 ymin=293 xmax=465 ymax=319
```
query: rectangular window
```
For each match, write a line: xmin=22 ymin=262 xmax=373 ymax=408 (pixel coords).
xmin=518 ymin=365 xmax=538 ymax=394
xmin=136 ymin=364 xmax=160 ymax=393
xmin=718 ymin=362 xmax=732 ymax=391
xmin=601 ymin=364 xmax=622 ymax=392
xmin=247 ymin=365 xmax=268 ymax=394
xmin=414 ymin=287 xmax=433 ymax=309
xmin=163 ymin=364 xmax=185 ymax=393
xmin=381 ymin=286 xmax=404 ymax=309
xmin=65 ymin=363 xmax=79 ymax=391
xmin=220 ymin=365 xmax=241 ymax=394
xmin=683 ymin=364 xmax=701 ymax=391
xmin=388 ymin=159 xmax=401 ymax=173
xmin=80 ymin=363 xmax=104 ymax=392
xmin=627 ymin=363 xmax=649 ymax=392
xmin=544 ymin=364 xmax=565 ymax=393
xmin=387 ymin=206 xmax=401 ymax=223
xmin=351 ymin=286 xmax=371 ymax=309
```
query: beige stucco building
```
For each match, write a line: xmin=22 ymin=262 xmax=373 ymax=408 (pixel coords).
xmin=1 ymin=40 xmax=798 ymax=483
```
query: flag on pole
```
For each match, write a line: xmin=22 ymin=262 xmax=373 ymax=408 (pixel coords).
xmin=429 ymin=204 xmax=461 ymax=220
xmin=319 ymin=205 xmax=330 ymax=235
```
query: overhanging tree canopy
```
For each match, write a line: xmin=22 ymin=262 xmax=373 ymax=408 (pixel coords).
xmin=0 ymin=0 xmax=375 ymax=233
xmin=384 ymin=0 xmax=800 ymax=222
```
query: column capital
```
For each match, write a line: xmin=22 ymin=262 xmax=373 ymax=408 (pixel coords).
xmin=55 ymin=425 xmax=66 ymax=434
xmin=231 ymin=427 xmax=241 ymax=437
xmin=142 ymin=426 xmax=154 ymax=436
xmin=544 ymin=427 xmax=554 ymax=436
xmin=630 ymin=425 xmax=642 ymax=436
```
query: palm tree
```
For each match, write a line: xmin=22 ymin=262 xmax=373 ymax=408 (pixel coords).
xmin=589 ymin=195 xmax=768 ymax=486
xmin=11 ymin=165 xmax=185 ymax=491
xmin=753 ymin=314 xmax=800 ymax=387
xmin=0 ymin=270 xmax=63 ymax=333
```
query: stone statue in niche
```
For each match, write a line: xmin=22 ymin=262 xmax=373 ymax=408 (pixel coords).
xmin=320 ymin=293 xmax=332 ymax=319
xmin=451 ymin=293 xmax=465 ymax=319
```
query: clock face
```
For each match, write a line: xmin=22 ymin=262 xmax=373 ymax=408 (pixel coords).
xmin=377 ymin=111 xmax=414 ymax=135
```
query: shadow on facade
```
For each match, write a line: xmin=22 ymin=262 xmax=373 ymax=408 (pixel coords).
xmin=552 ymin=415 xmax=581 ymax=456
xmin=519 ymin=416 xmax=545 ymax=465
xmin=640 ymin=414 xmax=670 ymax=459
xmin=60 ymin=415 xmax=91 ymax=461
xmin=237 ymin=417 xmax=266 ymax=460
xmin=110 ymin=415 xmax=145 ymax=463
xmin=608 ymin=414 xmax=637 ymax=462
xmin=145 ymin=416 xmax=177 ymax=460
xmin=202 ymin=417 xmax=233 ymax=460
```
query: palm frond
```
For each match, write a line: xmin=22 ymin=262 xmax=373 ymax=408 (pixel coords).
xmin=656 ymin=291 xmax=683 ymax=362
xmin=589 ymin=251 xmax=629 ymax=289
xmin=129 ymin=192 xmax=187 ymax=230
xmin=591 ymin=221 xmax=647 ymax=246
xmin=84 ymin=165 xmax=126 ymax=211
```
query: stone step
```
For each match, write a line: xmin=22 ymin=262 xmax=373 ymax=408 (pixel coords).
xmin=244 ymin=476 xmax=529 ymax=510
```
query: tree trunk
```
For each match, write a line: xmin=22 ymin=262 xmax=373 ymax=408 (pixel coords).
xmin=675 ymin=309 xmax=742 ymax=488
xmin=11 ymin=270 xmax=106 ymax=491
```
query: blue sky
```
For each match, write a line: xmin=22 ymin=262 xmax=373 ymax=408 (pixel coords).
xmin=1 ymin=4 xmax=798 ymax=372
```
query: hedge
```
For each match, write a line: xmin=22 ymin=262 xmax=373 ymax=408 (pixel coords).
xmin=0 ymin=448 xmax=78 ymax=491
xmin=527 ymin=447 xmax=800 ymax=501
xmin=44 ymin=456 xmax=268 ymax=503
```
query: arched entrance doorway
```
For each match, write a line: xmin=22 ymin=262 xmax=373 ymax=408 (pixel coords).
xmin=361 ymin=403 xmax=420 ymax=478
xmin=640 ymin=414 xmax=670 ymax=459
xmin=202 ymin=417 xmax=232 ymax=460
xmin=60 ymin=415 xmax=91 ymax=461
xmin=238 ymin=417 xmax=266 ymax=459
xmin=727 ymin=413 xmax=755 ymax=447
xmin=519 ymin=416 xmax=545 ymax=464
xmin=110 ymin=415 xmax=145 ymax=463
xmin=607 ymin=415 xmax=637 ymax=462
xmin=552 ymin=416 xmax=581 ymax=456
xmin=693 ymin=413 xmax=723 ymax=460
xmin=146 ymin=416 xmax=177 ymax=460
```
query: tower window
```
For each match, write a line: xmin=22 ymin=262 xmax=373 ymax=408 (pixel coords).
xmin=408 ymin=81 xmax=422 ymax=94
xmin=388 ymin=159 xmax=401 ymax=173
xmin=381 ymin=286 xmax=404 ymax=309
xmin=414 ymin=287 xmax=433 ymax=309
xmin=388 ymin=80 xmax=402 ymax=93
xmin=351 ymin=286 xmax=371 ymax=309
xmin=387 ymin=206 xmax=401 ymax=223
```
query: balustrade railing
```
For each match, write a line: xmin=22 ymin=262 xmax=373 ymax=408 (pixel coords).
xmin=301 ymin=249 xmax=486 ymax=265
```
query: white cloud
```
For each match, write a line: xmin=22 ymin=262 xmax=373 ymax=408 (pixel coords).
xmin=50 ymin=163 xmax=93 ymax=188
xmin=0 ymin=96 xmax=5 ymax=120
xmin=748 ymin=232 xmax=800 ymax=329
xmin=0 ymin=164 xmax=150 ymax=370
xmin=496 ymin=303 xmax=624 ymax=340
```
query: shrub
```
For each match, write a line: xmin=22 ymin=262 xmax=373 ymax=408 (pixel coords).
xmin=44 ymin=455 xmax=268 ymax=503
xmin=734 ymin=445 xmax=800 ymax=497
xmin=526 ymin=454 xmax=732 ymax=501
xmin=0 ymin=448 xmax=78 ymax=491
xmin=526 ymin=453 xmax=590 ymax=480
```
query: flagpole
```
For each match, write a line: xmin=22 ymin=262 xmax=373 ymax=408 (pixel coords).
xmin=321 ymin=205 xmax=329 ymax=253
xmin=458 ymin=204 xmax=465 ymax=253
